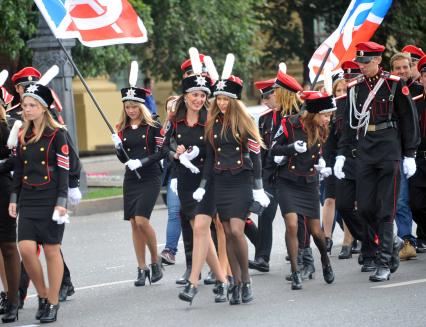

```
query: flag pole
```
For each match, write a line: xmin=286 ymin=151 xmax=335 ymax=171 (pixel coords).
xmin=311 ymin=47 xmax=333 ymax=90
xmin=56 ymin=38 xmax=142 ymax=179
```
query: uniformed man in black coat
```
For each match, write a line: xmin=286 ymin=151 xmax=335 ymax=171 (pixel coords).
xmin=335 ymin=41 xmax=420 ymax=282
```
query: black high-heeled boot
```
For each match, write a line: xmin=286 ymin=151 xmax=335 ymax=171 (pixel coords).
xmin=1 ymin=302 xmax=19 ymax=323
xmin=301 ymin=248 xmax=315 ymax=280
xmin=35 ymin=297 xmax=48 ymax=320
xmin=214 ymin=282 xmax=228 ymax=303
xmin=323 ymin=264 xmax=335 ymax=284
xmin=39 ymin=302 xmax=59 ymax=323
xmin=241 ymin=282 xmax=253 ymax=303
xmin=150 ymin=261 xmax=163 ymax=283
xmin=178 ymin=282 xmax=198 ymax=305
xmin=325 ymin=237 xmax=333 ymax=254
xmin=291 ymin=272 xmax=302 ymax=290
xmin=229 ymin=284 xmax=241 ymax=305
xmin=134 ymin=267 xmax=151 ymax=286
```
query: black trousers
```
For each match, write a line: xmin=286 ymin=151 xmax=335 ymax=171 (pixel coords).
xmin=254 ymin=179 xmax=278 ymax=262
xmin=356 ymin=159 xmax=400 ymax=265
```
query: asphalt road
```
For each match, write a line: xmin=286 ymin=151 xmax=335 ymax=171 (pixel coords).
xmin=10 ymin=208 xmax=426 ymax=327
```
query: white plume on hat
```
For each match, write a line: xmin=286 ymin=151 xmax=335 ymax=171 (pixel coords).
xmin=221 ymin=53 xmax=235 ymax=80
xmin=323 ymin=67 xmax=333 ymax=96
xmin=7 ymin=120 xmax=22 ymax=149
xmin=129 ymin=61 xmax=139 ymax=87
xmin=0 ymin=70 xmax=9 ymax=87
xmin=189 ymin=47 xmax=203 ymax=75
xmin=279 ymin=62 xmax=287 ymax=74
xmin=38 ymin=65 xmax=59 ymax=86
xmin=203 ymin=56 xmax=219 ymax=83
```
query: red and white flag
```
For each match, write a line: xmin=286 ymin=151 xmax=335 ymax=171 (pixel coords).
xmin=34 ymin=0 xmax=148 ymax=47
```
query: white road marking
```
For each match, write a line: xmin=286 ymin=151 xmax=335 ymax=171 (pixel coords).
xmin=105 ymin=265 xmax=124 ymax=270
xmin=371 ymin=278 xmax=426 ymax=288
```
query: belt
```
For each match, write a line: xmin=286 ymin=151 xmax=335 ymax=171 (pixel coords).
xmin=351 ymin=148 xmax=357 ymax=158
xmin=367 ymin=121 xmax=397 ymax=132
xmin=417 ymin=150 xmax=426 ymax=159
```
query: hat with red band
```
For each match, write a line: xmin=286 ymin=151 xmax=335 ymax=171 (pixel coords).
xmin=417 ymin=56 xmax=426 ymax=73
xmin=254 ymin=79 xmax=275 ymax=96
xmin=354 ymin=42 xmax=385 ymax=63
xmin=300 ymin=91 xmax=337 ymax=114
xmin=11 ymin=67 xmax=41 ymax=86
xmin=402 ymin=45 xmax=425 ymax=61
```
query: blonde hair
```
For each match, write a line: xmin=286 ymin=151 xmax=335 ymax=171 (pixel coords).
xmin=390 ymin=52 xmax=411 ymax=69
xmin=116 ymin=101 xmax=156 ymax=132
xmin=332 ymin=79 xmax=347 ymax=97
xmin=206 ymin=98 xmax=264 ymax=148
xmin=0 ymin=107 xmax=5 ymax=123
xmin=300 ymin=111 xmax=329 ymax=148
xmin=20 ymin=100 xmax=65 ymax=145
xmin=163 ymin=95 xmax=179 ymax=129
xmin=274 ymin=87 xmax=301 ymax=117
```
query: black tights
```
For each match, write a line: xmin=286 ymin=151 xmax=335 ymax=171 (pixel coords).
xmin=284 ymin=213 xmax=329 ymax=272
xmin=0 ymin=242 xmax=21 ymax=304
xmin=222 ymin=218 xmax=249 ymax=285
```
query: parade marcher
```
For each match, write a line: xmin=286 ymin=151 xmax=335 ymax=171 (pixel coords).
xmin=111 ymin=62 xmax=165 ymax=287
xmin=271 ymin=89 xmax=335 ymax=290
xmin=0 ymin=78 xmax=21 ymax=323
xmin=409 ymin=56 xmax=426 ymax=254
xmin=194 ymin=54 xmax=270 ymax=304
xmin=162 ymin=50 xmax=229 ymax=304
xmin=8 ymin=67 xmax=70 ymax=323
xmin=402 ymin=45 xmax=425 ymax=83
xmin=390 ymin=52 xmax=421 ymax=260
xmin=335 ymin=41 xmax=419 ymax=282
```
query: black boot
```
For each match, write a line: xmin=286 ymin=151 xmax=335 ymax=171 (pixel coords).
xmin=241 ymin=282 xmax=253 ymax=303
xmin=360 ymin=257 xmax=376 ymax=272
xmin=35 ymin=297 xmax=48 ymax=320
xmin=176 ymin=266 xmax=191 ymax=285
xmin=322 ymin=264 xmax=335 ymax=284
xmin=390 ymin=236 xmax=404 ymax=273
xmin=325 ymin=237 xmax=333 ymax=254
xmin=0 ymin=292 xmax=7 ymax=314
xmin=150 ymin=261 xmax=163 ymax=283
xmin=214 ymin=282 xmax=228 ymax=303
xmin=178 ymin=282 xmax=198 ymax=305
xmin=134 ymin=267 xmax=151 ymax=286
xmin=39 ymin=302 xmax=59 ymax=323
xmin=248 ymin=257 xmax=269 ymax=272
xmin=1 ymin=302 xmax=19 ymax=323
xmin=369 ymin=266 xmax=390 ymax=282
xmin=59 ymin=281 xmax=75 ymax=302
xmin=301 ymin=248 xmax=315 ymax=280
xmin=285 ymin=248 xmax=304 ymax=281
xmin=204 ymin=271 xmax=216 ymax=285
xmin=338 ymin=245 xmax=352 ymax=259
xmin=18 ymin=264 xmax=29 ymax=310
xmin=229 ymin=284 xmax=241 ymax=305
xmin=351 ymin=240 xmax=361 ymax=254
xmin=291 ymin=271 xmax=302 ymax=290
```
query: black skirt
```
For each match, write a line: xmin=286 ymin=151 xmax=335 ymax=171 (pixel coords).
xmin=177 ymin=169 xmax=216 ymax=220
xmin=214 ymin=170 xmax=252 ymax=221
xmin=324 ymin=175 xmax=337 ymax=199
xmin=123 ymin=174 xmax=161 ymax=220
xmin=276 ymin=176 xmax=320 ymax=218
xmin=0 ymin=175 xmax=16 ymax=242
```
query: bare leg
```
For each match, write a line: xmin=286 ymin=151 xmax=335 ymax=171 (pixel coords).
xmin=135 ymin=216 xmax=158 ymax=263
xmin=18 ymin=241 xmax=47 ymax=298
xmin=0 ymin=252 xmax=7 ymax=292
xmin=130 ymin=219 xmax=147 ymax=268
xmin=43 ymin=244 xmax=64 ymax=304
xmin=284 ymin=213 xmax=299 ymax=272
xmin=214 ymin=218 xmax=230 ymax=275
xmin=343 ymin=221 xmax=354 ymax=246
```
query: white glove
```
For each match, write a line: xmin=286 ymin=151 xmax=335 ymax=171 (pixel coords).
xmin=68 ymin=187 xmax=82 ymax=206
xmin=294 ymin=140 xmax=307 ymax=153
xmin=314 ymin=157 xmax=326 ymax=171
xmin=403 ymin=157 xmax=416 ymax=178
xmin=193 ymin=188 xmax=206 ymax=202
xmin=334 ymin=155 xmax=346 ymax=179
xmin=179 ymin=155 xmax=200 ymax=174
xmin=52 ymin=210 xmax=70 ymax=225
xmin=253 ymin=189 xmax=270 ymax=208
xmin=184 ymin=146 xmax=200 ymax=161
xmin=111 ymin=133 xmax=122 ymax=149
xmin=170 ymin=178 xmax=178 ymax=195
xmin=125 ymin=159 xmax=142 ymax=171
xmin=274 ymin=156 xmax=284 ymax=164
xmin=319 ymin=167 xmax=332 ymax=179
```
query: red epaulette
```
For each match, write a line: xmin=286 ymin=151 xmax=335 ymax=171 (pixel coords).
xmin=386 ymin=74 xmax=400 ymax=82
xmin=347 ymin=76 xmax=364 ymax=88
xmin=412 ymin=94 xmax=424 ymax=101
xmin=335 ymin=94 xmax=347 ymax=100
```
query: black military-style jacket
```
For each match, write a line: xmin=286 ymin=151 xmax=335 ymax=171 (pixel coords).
xmin=407 ymin=78 xmax=424 ymax=97
xmin=258 ymin=108 xmax=281 ymax=179
xmin=11 ymin=127 xmax=69 ymax=207
xmin=0 ymin=120 xmax=12 ymax=175
xmin=162 ymin=106 xmax=208 ymax=174
xmin=411 ymin=93 xmax=426 ymax=186
xmin=116 ymin=116 xmax=164 ymax=178
xmin=338 ymin=70 xmax=420 ymax=163
xmin=271 ymin=114 xmax=321 ymax=184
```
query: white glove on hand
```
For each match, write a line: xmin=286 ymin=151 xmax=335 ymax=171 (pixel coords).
xmin=184 ymin=146 xmax=200 ymax=161
xmin=403 ymin=156 xmax=416 ymax=178
xmin=253 ymin=189 xmax=270 ymax=208
xmin=193 ymin=188 xmax=206 ymax=202
xmin=314 ymin=157 xmax=326 ymax=171
xmin=125 ymin=159 xmax=142 ymax=171
xmin=294 ymin=140 xmax=307 ymax=153
xmin=52 ymin=210 xmax=70 ymax=225
xmin=274 ymin=156 xmax=284 ymax=164
xmin=334 ymin=155 xmax=346 ymax=179
xmin=68 ymin=187 xmax=82 ymax=206
xmin=170 ymin=178 xmax=178 ymax=195
xmin=319 ymin=167 xmax=332 ymax=179
xmin=179 ymin=154 xmax=200 ymax=174
xmin=111 ymin=133 xmax=122 ymax=149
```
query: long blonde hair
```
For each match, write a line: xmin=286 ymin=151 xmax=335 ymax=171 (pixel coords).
xmin=206 ymin=98 xmax=264 ymax=147
xmin=116 ymin=101 xmax=156 ymax=132
xmin=274 ymin=87 xmax=301 ymax=117
xmin=300 ymin=111 xmax=329 ymax=148
xmin=0 ymin=107 xmax=5 ymax=123
xmin=20 ymin=103 xmax=66 ymax=145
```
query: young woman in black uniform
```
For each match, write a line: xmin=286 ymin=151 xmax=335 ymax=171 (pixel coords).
xmin=162 ymin=51 xmax=229 ymax=304
xmin=8 ymin=71 xmax=69 ymax=323
xmin=271 ymin=90 xmax=335 ymax=290
xmin=194 ymin=55 xmax=270 ymax=305
xmin=111 ymin=62 xmax=165 ymax=287
xmin=0 ymin=83 xmax=21 ymax=323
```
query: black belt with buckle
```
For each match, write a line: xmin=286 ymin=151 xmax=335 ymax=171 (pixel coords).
xmin=417 ymin=150 xmax=426 ymax=159
xmin=367 ymin=121 xmax=397 ymax=132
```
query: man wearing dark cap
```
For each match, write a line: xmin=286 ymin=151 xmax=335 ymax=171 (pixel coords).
xmin=335 ymin=41 xmax=419 ymax=282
